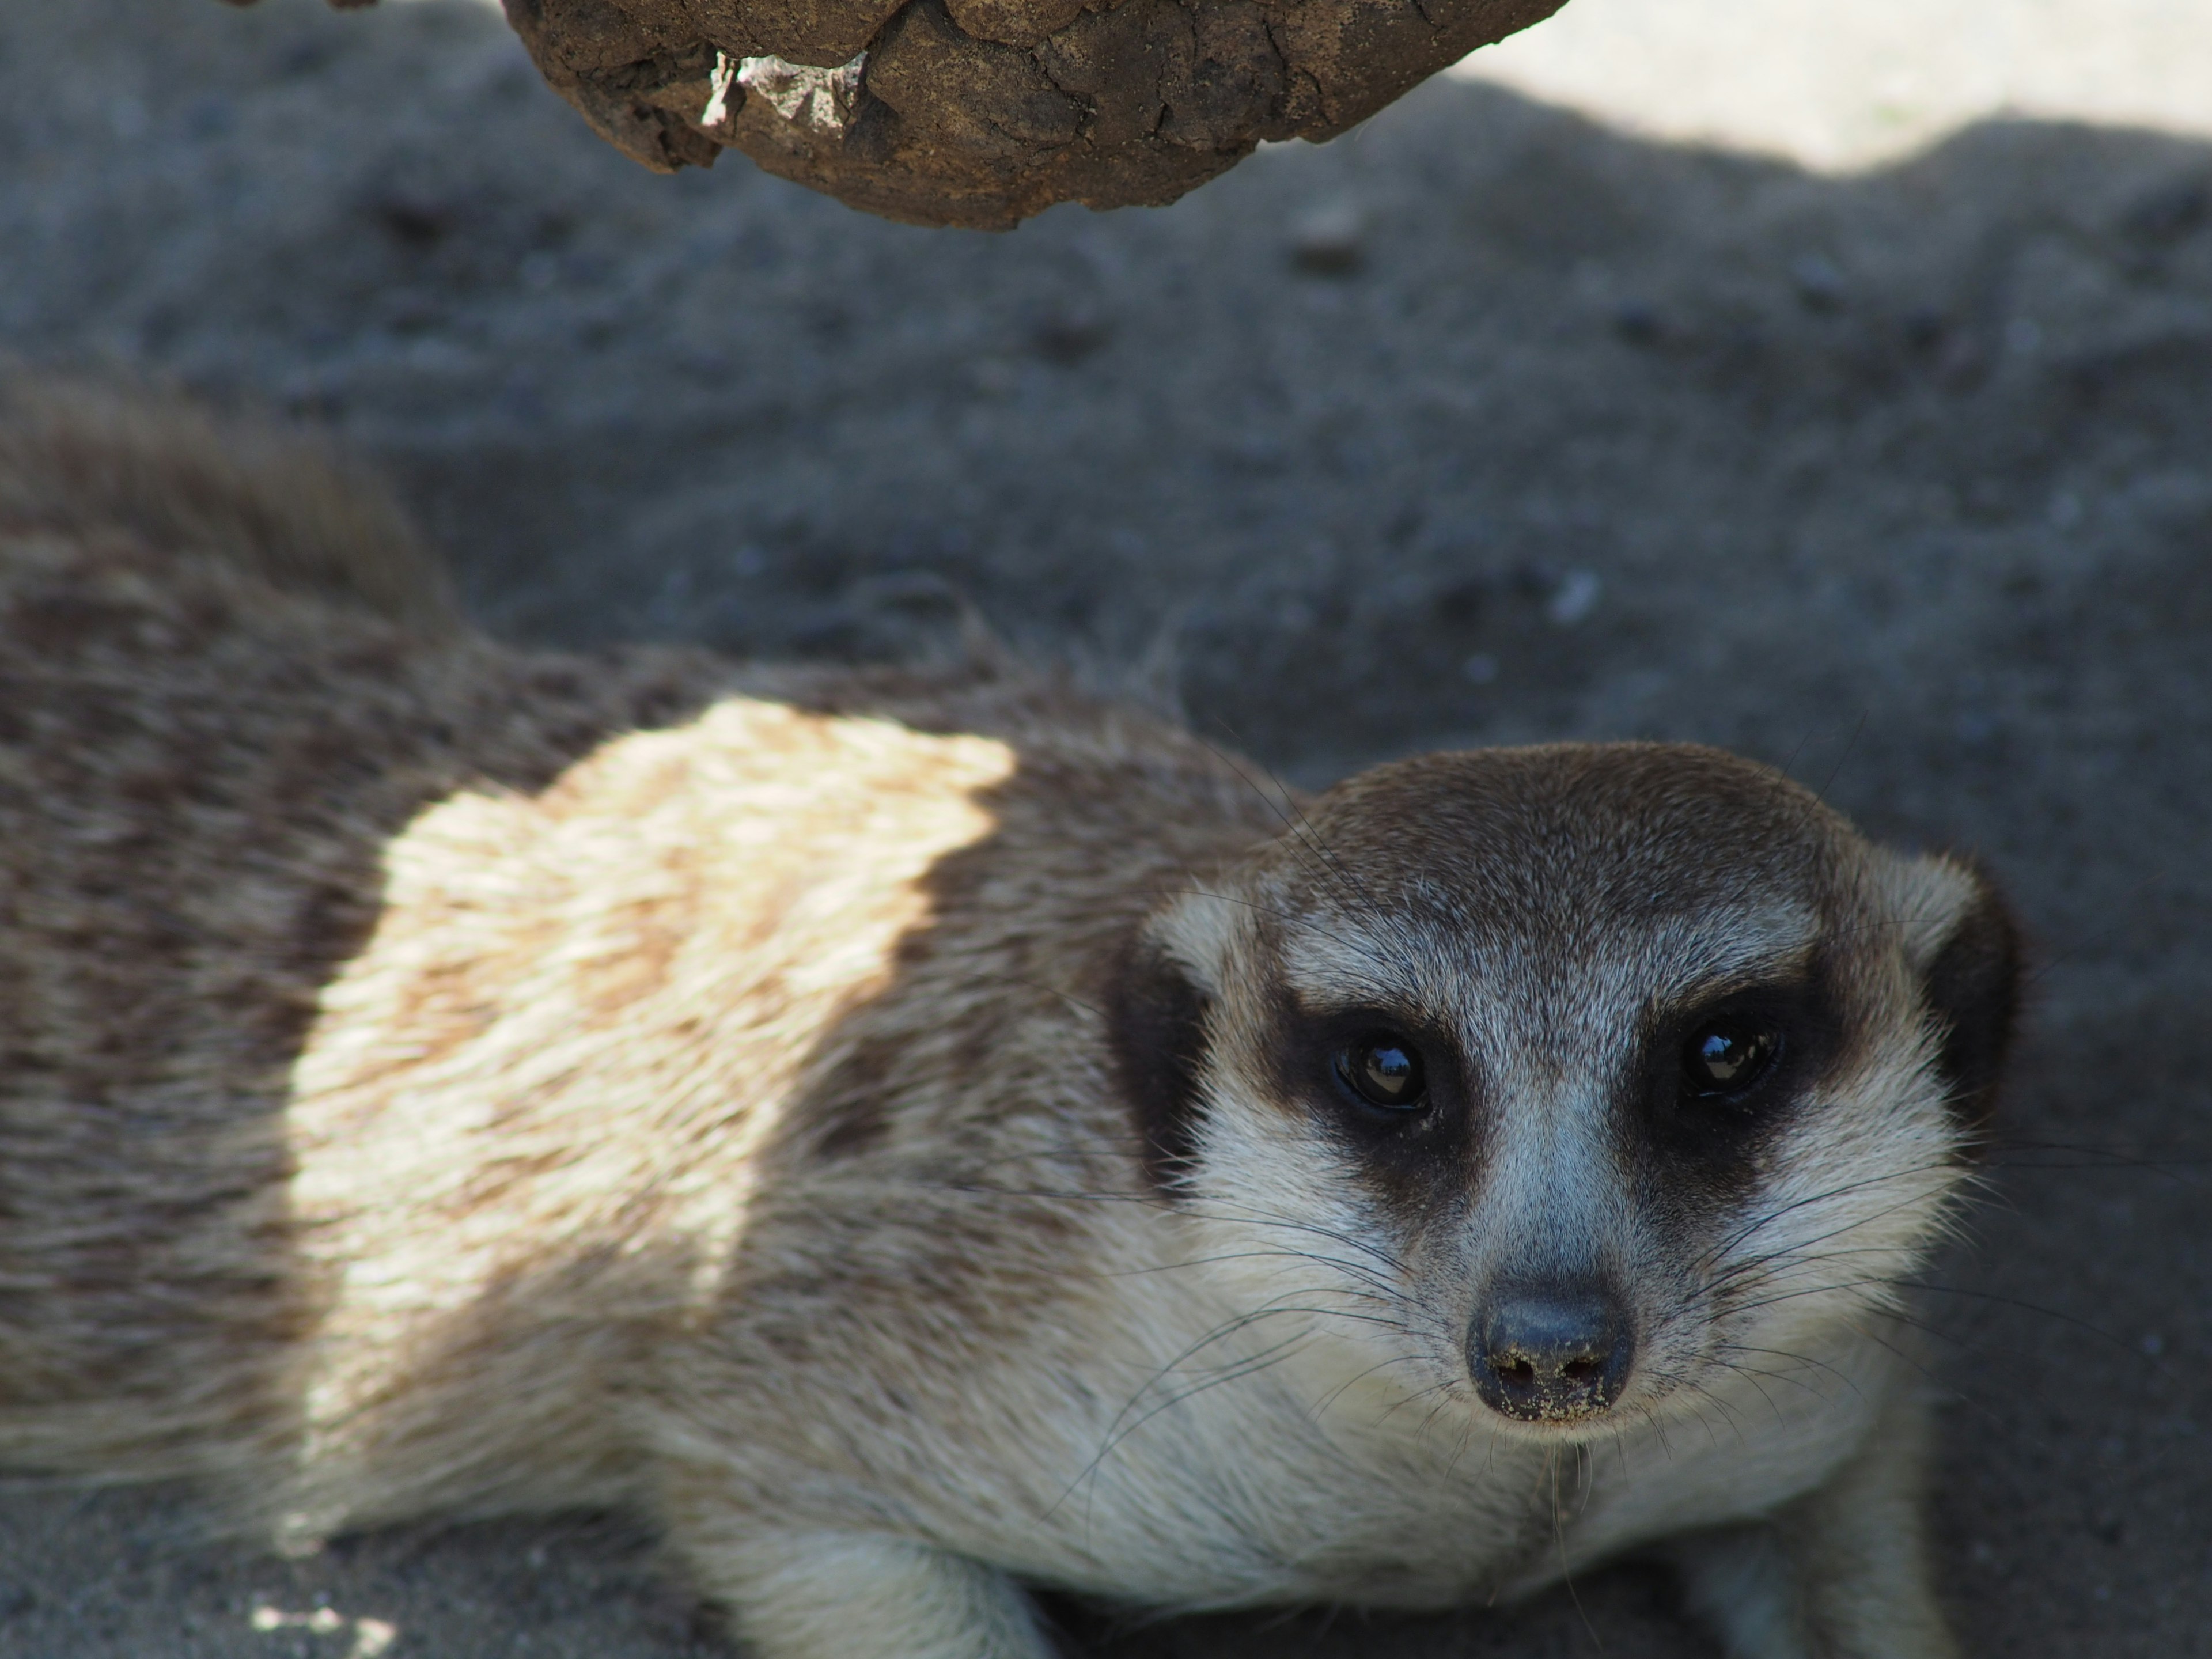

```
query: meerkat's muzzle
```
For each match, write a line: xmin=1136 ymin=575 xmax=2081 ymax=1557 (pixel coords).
xmin=1467 ymin=1283 xmax=1634 ymax=1423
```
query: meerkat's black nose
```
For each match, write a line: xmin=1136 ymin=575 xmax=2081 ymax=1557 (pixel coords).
xmin=1468 ymin=1287 xmax=1633 ymax=1423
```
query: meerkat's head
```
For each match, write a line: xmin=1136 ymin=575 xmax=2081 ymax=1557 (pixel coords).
xmin=1111 ymin=743 xmax=2018 ymax=1438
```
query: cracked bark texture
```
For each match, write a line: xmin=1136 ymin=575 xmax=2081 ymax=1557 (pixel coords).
xmin=240 ymin=0 xmax=1565 ymax=226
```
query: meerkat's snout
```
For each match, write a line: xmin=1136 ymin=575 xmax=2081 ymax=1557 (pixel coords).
xmin=1465 ymin=1001 xmax=1794 ymax=1423
xmin=1468 ymin=1282 xmax=1633 ymax=1422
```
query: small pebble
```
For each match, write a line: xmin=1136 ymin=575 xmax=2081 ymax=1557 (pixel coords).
xmin=520 ymin=251 xmax=560 ymax=291
xmin=1790 ymin=252 xmax=1847 ymax=310
xmin=1545 ymin=570 xmax=1602 ymax=627
xmin=1289 ymin=202 xmax=1365 ymax=275
xmin=969 ymin=358 xmax=1018 ymax=396
xmin=1902 ymin=307 xmax=1948 ymax=350
xmin=1611 ymin=301 xmax=1664 ymax=345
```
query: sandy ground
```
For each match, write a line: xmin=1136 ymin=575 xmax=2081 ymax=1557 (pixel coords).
xmin=1 ymin=0 xmax=2209 ymax=1653
xmin=1453 ymin=0 xmax=2212 ymax=171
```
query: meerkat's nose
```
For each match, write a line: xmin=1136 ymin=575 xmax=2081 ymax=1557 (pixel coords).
xmin=1468 ymin=1286 xmax=1633 ymax=1423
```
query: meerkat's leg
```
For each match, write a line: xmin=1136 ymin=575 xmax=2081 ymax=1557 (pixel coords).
xmin=1669 ymin=1524 xmax=1815 ymax=1658
xmin=1779 ymin=1382 xmax=1960 ymax=1659
xmin=1668 ymin=1385 xmax=1959 ymax=1659
xmin=693 ymin=1531 xmax=1056 ymax=1659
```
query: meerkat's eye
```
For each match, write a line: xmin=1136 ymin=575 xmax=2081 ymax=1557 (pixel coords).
xmin=1334 ymin=1035 xmax=1428 ymax=1111
xmin=1679 ymin=1017 xmax=1780 ymax=1100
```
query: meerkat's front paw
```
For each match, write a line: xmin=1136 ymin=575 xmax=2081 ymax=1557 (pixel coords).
xmin=1666 ymin=1406 xmax=1962 ymax=1659
xmin=1669 ymin=1520 xmax=1962 ymax=1659
xmin=701 ymin=1531 xmax=1055 ymax=1659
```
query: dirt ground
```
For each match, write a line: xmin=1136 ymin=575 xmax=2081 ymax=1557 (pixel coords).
xmin=1 ymin=0 xmax=2209 ymax=1654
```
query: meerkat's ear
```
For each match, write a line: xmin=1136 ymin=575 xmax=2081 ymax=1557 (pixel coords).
xmin=1880 ymin=851 xmax=2024 ymax=1138
xmin=1108 ymin=909 xmax=1228 ymax=1195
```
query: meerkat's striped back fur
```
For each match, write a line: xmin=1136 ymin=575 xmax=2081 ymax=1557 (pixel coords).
xmin=0 ymin=387 xmax=2016 ymax=1658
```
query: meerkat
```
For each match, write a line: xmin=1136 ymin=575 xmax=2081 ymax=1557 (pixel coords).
xmin=0 ymin=384 xmax=2017 ymax=1659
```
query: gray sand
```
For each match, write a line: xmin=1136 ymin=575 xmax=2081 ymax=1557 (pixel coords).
xmin=1 ymin=1 xmax=2207 ymax=1653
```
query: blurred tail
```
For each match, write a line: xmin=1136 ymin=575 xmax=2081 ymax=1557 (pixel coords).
xmin=0 ymin=376 xmax=461 ymax=635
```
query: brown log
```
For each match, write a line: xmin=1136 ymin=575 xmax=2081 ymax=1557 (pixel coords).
xmin=255 ymin=0 xmax=1564 ymax=227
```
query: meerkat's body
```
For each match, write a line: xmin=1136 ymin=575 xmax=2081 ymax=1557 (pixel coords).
xmin=0 ymin=391 xmax=2015 ymax=1658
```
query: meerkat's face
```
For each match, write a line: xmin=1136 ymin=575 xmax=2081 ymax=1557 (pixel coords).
xmin=1112 ymin=744 xmax=2017 ymax=1440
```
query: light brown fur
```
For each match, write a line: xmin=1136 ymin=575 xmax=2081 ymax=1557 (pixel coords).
xmin=0 ymin=389 xmax=2013 ymax=1658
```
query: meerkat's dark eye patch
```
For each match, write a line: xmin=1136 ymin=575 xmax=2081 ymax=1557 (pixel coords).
xmin=1642 ymin=978 xmax=1832 ymax=1164
xmin=1110 ymin=937 xmax=1214 ymax=1194
xmin=1333 ymin=1033 xmax=1429 ymax=1112
xmin=1268 ymin=997 xmax=1469 ymax=1192
xmin=1679 ymin=1017 xmax=1781 ymax=1101
xmin=1293 ymin=1003 xmax=1471 ymax=1202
